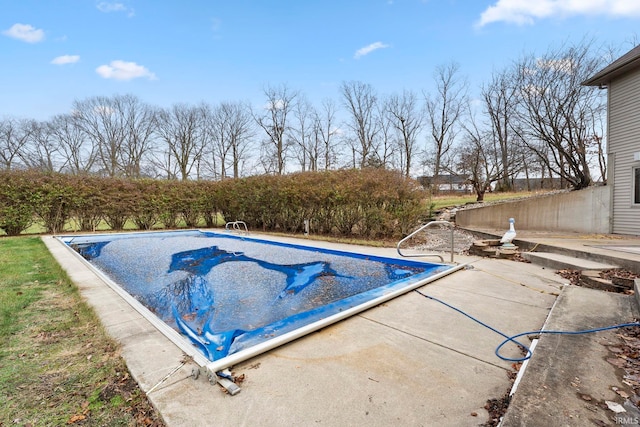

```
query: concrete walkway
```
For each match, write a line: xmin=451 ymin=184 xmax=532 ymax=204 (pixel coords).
xmin=476 ymin=229 xmax=640 ymax=426
xmin=42 ymin=231 xmax=638 ymax=426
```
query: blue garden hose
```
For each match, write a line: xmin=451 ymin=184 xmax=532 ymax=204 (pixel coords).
xmin=414 ymin=289 xmax=640 ymax=363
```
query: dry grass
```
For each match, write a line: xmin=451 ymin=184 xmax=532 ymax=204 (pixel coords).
xmin=430 ymin=190 xmax=550 ymax=211
xmin=0 ymin=237 xmax=164 ymax=426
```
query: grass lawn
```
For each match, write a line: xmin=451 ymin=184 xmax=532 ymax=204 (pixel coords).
xmin=429 ymin=190 xmax=548 ymax=211
xmin=0 ymin=237 xmax=164 ymax=426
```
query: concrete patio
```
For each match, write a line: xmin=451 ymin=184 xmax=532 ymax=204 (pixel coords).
xmin=43 ymin=231 xmax=639 ymax=426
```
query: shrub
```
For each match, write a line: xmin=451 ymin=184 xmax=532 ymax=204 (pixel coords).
xmin=71 ymin=175 xmax=106 ymax=232
xmin=29 ymin=173 xmax=77 ymax=234
xmin=1 ymin=168 xmax=427 ymax=239
xmin=131 ymin=179 xmax=164 ymax=230
xmin=0 ymin=171 xmax=38 ymax=235
xmin=98 ymin=178 xmax=136 ymax=230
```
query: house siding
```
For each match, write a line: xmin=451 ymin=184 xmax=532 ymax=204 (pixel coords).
xmin=609 ymin=71 xmax=640 ymax=235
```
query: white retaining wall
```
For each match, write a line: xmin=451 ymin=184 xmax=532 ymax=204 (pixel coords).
xmin=455 ymin=186 xmax=611 ymax=233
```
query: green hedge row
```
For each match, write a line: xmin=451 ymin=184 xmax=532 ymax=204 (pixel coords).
xmin=0 ymin=169 xmax=428 ymax=239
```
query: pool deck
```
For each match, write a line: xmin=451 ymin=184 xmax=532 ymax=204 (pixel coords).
xmin=43 ymin=230 xmax=640 ymax=426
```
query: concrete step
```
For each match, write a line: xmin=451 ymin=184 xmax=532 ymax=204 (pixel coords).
xmin=580 ymin=270 xmax=631 ymax=292
xmin=521 ymin=251 xmax=619 ymax=271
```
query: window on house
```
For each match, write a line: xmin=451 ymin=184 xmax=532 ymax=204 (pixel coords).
xmin=635 ymin=167 xmax=640 ymax=204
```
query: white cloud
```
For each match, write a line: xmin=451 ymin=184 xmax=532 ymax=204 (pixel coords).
xmin=2 ymin=23 xmax=45 ymax=43
xmin=354 ymin=42 xmax=390 ymax=59
xmin=94 ymin=105 xmax=114 ymax=116
xmin=51 ymin=55 xmax=80 ymax=65
xmin=264 ymin=99 xmax=285 ymax=111
xmin=96 ymin=2 xmax=135 ymax=17
xmin=537 ymin=58 xmax=574 ymax=73
xmin=96 ymin=60 xmax=157 ymax=81
xmin=477 ymin=0 xmax=640 ymax=27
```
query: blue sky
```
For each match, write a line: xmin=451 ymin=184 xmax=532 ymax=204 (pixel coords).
xmin=1 ymin=0 xmax=639 ymax=120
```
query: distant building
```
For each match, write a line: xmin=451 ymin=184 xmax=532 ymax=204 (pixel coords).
xmin=510 ymin=177 xmax=563 ymax=191
xmin=417 ymin=174 xmax=473 ymax=193
xmin=583 ymin=44 xmax=640 ymax=235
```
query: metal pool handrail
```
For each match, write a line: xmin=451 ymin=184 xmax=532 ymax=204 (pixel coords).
xmin=225 ymin=221 xmax=249 ymax=234
xmin=396 ymin=220 xmax=455 ymax=263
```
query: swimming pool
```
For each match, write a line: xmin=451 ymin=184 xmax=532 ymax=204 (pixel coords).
xmin=58 ymin=230 xmax=462 ymax=372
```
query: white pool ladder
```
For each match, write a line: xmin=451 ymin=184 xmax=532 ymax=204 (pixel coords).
xmin=225 ymin=221 xmax=249 ymax=235
xmin=396 ymin=221 xmax=455 ymax=263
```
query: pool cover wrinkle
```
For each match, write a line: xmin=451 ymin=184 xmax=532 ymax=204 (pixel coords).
xmin=168 ymin=245 xmax=346 ymax=299
xmin=63 ymin=230 xmax=451 ymax=363
xmin=71 ymin=241 xmax=110 ymax=260
xmin=165 ymin=245 xmax=352 ymax=358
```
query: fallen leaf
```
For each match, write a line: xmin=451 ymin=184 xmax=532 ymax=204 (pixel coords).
xmin=68 ymin=414 xmax=86 ymax=423
xmin=607 ymin=357 xmax=627 ymax=368
xmin=615 ymin=389 xmax=630 ymax=399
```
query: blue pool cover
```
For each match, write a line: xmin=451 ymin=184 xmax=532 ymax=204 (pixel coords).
xmin=64 ymin=230 xmax=452 ymax=363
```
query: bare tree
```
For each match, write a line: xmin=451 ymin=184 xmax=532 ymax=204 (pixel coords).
xmin=314 ymin=98 xmax=340 ymax=170
xmin=457 ymin=109 xmax=504 ymax=201
xmin=482 ymin=68 xmax=523 ymax=191
xmin=204 ymin=101 xmax=254 ymax=179
xmin=49 ymin=114 xmax=96 ymax=175
xmin=155 ymin=103 xmax=206 ymax=180
xmin=375 ymin=101 xmax=396 ymax=169
xmin=72 ymin=94 xmax=157 ymax=177
xmin=290 ymin=95 xmax=318 ymax=171
xmin=149 ymin=148 xmax=179 ymax=180
xmin=340 ymin=81 xmax=379 ymax=168
xmin=254 ymin=84 xmax=298 ymax=174
xmin=0 ymin=117 xmax=32 ymax=170
xmin=119 ymin=95 xmax=157 ymax=178
xmin=424 ymin=62 xmax=468 ymax=190
xmin=226 ymin=103 xmax=255 ymax=179
xmin=513 ymin=39 xmax=606 ymax=190
xmin=521 ymin=140 xmax=558 ymax=189
xmin=385 ymin=90 xmax=423 ymax=177
xmin=23 ymin=120 xmax=63 ymax=172
xmin=72 ymin=95 xmax=128 ymax=177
